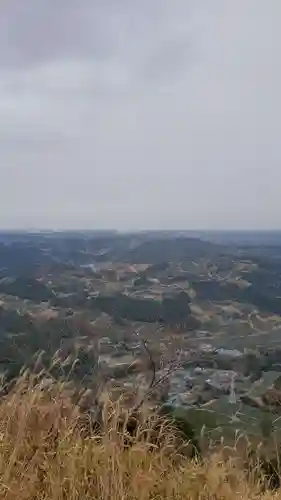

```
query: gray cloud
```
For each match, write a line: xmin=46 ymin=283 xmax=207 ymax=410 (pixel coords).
xmin=0 ymin=0 xmax=280 ymax=229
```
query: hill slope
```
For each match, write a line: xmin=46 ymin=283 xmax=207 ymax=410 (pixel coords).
xmin=0 ymin=373 xmax=278 ymax=500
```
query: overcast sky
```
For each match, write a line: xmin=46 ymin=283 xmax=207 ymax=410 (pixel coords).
xmin=0 ymin=0 xmax=280 ymax=230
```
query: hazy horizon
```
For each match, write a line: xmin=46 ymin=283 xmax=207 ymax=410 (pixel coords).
xmin=0 ymin=1 xmax=280 ymax=230
xmin=1 ymin=228 xmax=281 ymax=234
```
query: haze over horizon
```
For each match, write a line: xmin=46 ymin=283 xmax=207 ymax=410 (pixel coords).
xmin=0 ymin=1 xmax=280 ymax=231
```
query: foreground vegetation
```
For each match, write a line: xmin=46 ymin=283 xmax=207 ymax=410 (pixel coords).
xmin=0 ymin=372 xmax=280 ymax=499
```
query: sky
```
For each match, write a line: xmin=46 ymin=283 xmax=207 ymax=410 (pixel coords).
xmin=0 ymin=0 xmax=280 ymax=230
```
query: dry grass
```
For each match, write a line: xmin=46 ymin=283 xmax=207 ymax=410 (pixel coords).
xmin=0 ymin=372 xmax=279 ymax=500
